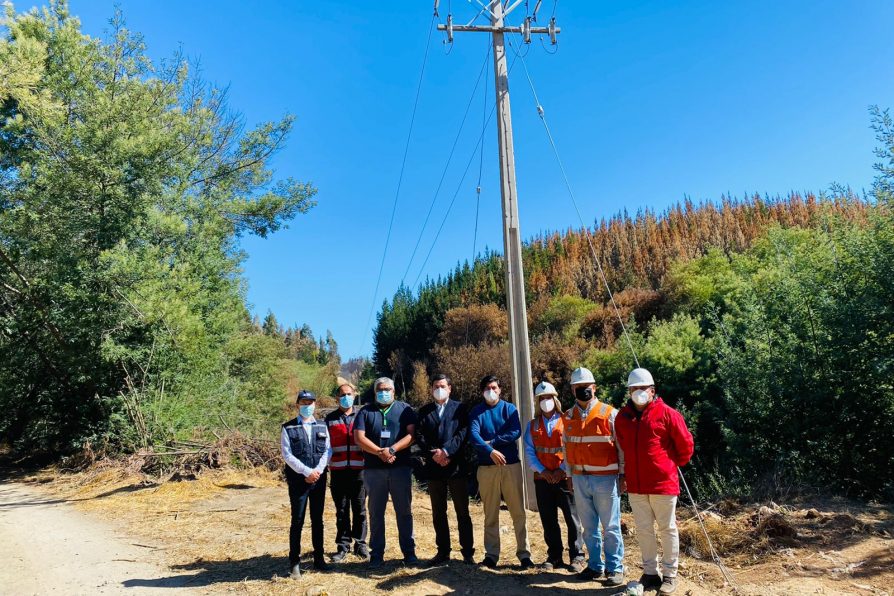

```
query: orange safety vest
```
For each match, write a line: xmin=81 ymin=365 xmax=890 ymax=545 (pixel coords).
xmin=564 ymin=401 xmax=619 ymax=475
xmin=530 ymin=415 xmax=565 ymax=471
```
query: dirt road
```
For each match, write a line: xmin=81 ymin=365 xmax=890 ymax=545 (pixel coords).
xmin=0 ymin=480 xmax=197 ymax=595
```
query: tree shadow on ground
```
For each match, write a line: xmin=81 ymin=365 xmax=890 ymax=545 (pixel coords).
xmin=851 ymin=545 xmax=894 ymax=579
xmin=374 ymin=561 xmax=622 ymax=595
xmin=120 ymin=554 xmax=622 ymax=593
xmin=121 ymin=554 xmax=288 ymax=588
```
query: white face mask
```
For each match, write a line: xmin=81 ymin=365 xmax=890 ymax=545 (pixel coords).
xmin=483 ymin=389 xmax=499 ymax=404
xmin=432 ymin=387 xmax=449 ymax=402
xmin=631 ymin=389 xmax=651 ymax=406
xmin=539 ymin=398 xmax=555 ymax=414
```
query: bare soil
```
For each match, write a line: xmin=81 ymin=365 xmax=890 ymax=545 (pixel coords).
xmin=2 ymin=464 xmax=892 ymax=596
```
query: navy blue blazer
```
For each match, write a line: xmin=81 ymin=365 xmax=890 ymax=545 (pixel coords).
xmin=415 ymin=399 xmax=471 ymax=479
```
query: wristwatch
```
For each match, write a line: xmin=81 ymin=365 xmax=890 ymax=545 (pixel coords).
xmin=388 ymin=447 xmax=396 ymax=456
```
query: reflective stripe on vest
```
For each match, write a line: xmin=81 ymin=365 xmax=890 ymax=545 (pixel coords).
xmin=564 ymin=402 xmax=618 ymax=476
xmin=331 ymin=445 xmax=363 ymax=453
xmin=565 ymin=435 xmax=613 ymax=443
xmin=569 ymin=463 xmax=620 ymax=474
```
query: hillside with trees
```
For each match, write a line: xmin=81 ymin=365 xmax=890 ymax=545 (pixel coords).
xmin=373 ymin=112 xmax=894 ymax=499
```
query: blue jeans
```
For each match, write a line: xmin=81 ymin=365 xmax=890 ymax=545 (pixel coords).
xmin=572 ymin=474 xmax=624 ymax=573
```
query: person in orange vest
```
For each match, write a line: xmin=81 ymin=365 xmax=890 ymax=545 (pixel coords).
xmin=565 ymin=366 xmax=625 ymax=587
xmin=324 ymin=380 xmax=369 ymax=562
xmin=523 ymin=381 xmax=585 ymax=572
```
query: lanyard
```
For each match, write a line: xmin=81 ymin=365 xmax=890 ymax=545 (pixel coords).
xmin=380 ymin=404 xmax=394 ymax=434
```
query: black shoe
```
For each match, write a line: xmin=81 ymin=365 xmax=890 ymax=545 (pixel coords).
xmin=640 ymin=573 xmax=663 ymax=589
xmin=604 ymin=570 xmax=625 ymax=587
xmin=541 ymin=558 xmax=563 ymax=571
xmin=658 ymin=576 xmax=678 ymax=594
xmin=354 ymin=544 xmax=370 ymax=559
xmin=368 ymin=557 xmax=384 ymax=570
xmin=480 ymin=556 xmax=498 ymax=569
xmin=289 ymin=563 xmax=301 ymax=579
xmin=425 ymin=553 xmax=450 ymax=567
xmin=331 ymin=550 xmax=348 ymax=563
xmin=313 ymin=559 xmax=330 ymax=572
xmin=577 ymin=567 xmax=602 ymax=581
xmin=403 ymin=554 xmax=420 ymax=566
xmin=520 ymin=557 xmax=535 ymax=569
xmin=462 ymin=555 xmax=476 ymax=564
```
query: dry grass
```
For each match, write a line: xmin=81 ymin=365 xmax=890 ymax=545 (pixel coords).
xmin=33 ymin=463 xmax=731 ymax=595
xmin=27 ymin=462 xmax=894 ymax=596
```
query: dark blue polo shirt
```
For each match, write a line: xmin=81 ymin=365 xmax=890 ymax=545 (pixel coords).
xmin=354 ymin=400 xmax=417 ymax=468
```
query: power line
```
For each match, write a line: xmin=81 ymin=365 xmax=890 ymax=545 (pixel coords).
xmin=507 ymin=35 xmax=641 ymax=368
xmin=410 ymin=52 xmax=522 ymax=290
xmin=358 ymin=13 xmax=437 ymax=356
xmin=399 ymin=42 xmax=492 ymax=287
xmin=411 ymin=99 xmax=497 ymax=290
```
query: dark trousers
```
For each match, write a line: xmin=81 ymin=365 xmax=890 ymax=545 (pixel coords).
xmin=287 ymin=470 xmax=328 ymax=566
xmin=428 ymin=476 xmax=475 ymax=558
xmin=534 ymin=477 xmax=584 ymax=562
xmin=330 ymin=469 xmax=368 ymax=553
xmin=364 ymin=466 xmax=415 ymax=560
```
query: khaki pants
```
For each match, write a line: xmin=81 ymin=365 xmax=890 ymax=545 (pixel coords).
xmin=628 ymin=493 xmax=679 ymax=578
xmin=477 ymin=462 xmax=530 ymax=561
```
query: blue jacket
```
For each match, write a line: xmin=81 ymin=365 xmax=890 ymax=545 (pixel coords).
xmin=469 ymin=399 xmax=521 ymax=466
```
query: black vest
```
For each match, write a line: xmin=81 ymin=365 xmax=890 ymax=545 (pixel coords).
xmin=282 ymin=417 xmax=328 ymax=474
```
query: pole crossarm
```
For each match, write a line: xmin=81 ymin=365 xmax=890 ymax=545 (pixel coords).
xmin=437 ymin=24 xmax=560 ymax=34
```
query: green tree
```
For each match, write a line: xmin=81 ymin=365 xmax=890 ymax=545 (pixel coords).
xmin=0 ymin=2 xmax=316 ymax=451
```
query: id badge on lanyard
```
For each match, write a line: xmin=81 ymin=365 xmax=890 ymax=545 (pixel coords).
xmin=380 ymin=410 xmax=392 ymax=443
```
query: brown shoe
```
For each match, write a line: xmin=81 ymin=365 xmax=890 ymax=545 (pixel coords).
xmin=659 ymin=576 xmax=677 ymax=594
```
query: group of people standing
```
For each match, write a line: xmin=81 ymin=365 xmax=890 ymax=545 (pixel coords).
xmin=280 ymin=366 xmax=693 ymax=595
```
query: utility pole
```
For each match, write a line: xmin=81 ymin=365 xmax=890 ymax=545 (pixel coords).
xmin=438 ymin=0 xmax=560 ymax=511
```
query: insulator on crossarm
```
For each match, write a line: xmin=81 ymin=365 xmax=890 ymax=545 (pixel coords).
xmin=446 ymin=14 xmax=454 ymax=44
xmin=548 ymin=17 xmax=557 ymax=45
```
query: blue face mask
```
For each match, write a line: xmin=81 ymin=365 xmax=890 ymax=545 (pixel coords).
xmin=376 ymin=390 xmax=393 ymax=405
xmin=339 ymin=394 xmax=355 ymax=409
xmin=299 ymin=404 xmax=315 ymax=418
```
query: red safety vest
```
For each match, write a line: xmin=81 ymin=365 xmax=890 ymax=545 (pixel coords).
xmin=564 ymin=402 xmax=619 ymax=475
xmin=530 ymin=416 xmax=565 ymax=471
xmin=327 ymin=412 xmax=364 ymax=470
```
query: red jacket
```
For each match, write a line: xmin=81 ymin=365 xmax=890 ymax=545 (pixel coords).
xmin=615 ymin=397 xmax=694 ymax=495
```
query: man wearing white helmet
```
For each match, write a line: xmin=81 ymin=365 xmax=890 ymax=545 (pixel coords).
xmin=564 ymin=366 xmax=625 ymax=587
xmin=615 ymin=368 xmax=694 ymax=595
xmin=522 ymin=381 xmax=585 ymax=572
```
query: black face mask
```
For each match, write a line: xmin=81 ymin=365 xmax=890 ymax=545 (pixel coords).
xmin=574 ymin=387 xmax=593 ymax=402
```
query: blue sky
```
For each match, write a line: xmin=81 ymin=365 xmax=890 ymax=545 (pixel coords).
xmin=69 ymin=0 xmax=894 ymax=359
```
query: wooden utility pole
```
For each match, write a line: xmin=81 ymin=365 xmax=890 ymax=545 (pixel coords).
xmin=438 ymin=0 xmax=559 ymax=511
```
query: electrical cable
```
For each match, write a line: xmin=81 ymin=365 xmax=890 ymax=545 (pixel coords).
xmin=399 ymin=42 xmax=492 ymax=286
xmin=507 ymin=37 xmax=640 ymax=368
xmin=358 ymin=13 xmax=437 ymax=356
xmin=410 ymin=53 xmax=520 ymax=290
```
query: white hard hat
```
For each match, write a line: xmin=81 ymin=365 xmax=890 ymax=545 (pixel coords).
xmin=534 ymin=381 xmax=558 ymax=397
xmin=627 ymin=368 xmax=655 ymax=387
xmin=570 ymin=367 xmax=595 ymax=386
